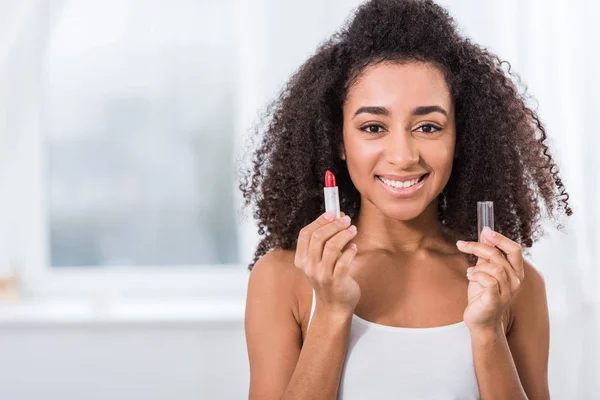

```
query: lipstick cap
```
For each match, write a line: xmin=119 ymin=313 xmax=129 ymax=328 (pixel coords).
xmin=477 ymin=201 xmax=494 ymax=242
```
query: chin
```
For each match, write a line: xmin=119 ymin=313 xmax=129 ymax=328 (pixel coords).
xmin=379 ymin=203 xmax=426 ymax=221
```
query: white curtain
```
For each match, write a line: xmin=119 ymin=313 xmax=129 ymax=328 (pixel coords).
xmin=439 ymin=0 xmax=599 ymax=397
xmin=0 ymin=0 xmax=41 ymax=277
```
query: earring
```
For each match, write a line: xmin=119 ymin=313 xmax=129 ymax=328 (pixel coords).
xmin=439 ymin=189 xmax=448 ymax=207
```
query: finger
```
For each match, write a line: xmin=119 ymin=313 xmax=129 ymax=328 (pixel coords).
xmin=478 ymin=231 xmax=494 ymax=247
xmin=476 ymin=257 xmax=521 ymax=295
xmin=320 ymin=225 xmax=358 ymax=276
xmin=468 ymin=263 xmax=509 ymax=299
xmin=457 ymin=240 xmax=512 ymax=273
xmin=295 ymin=211 xmax=342 ymax=268
xmin=475 ymin=252 xmax=486 ymax=266
xmin=480 ymin=228 xmax=525 ymax=281
xmin=476 ymin=231 xmax=495 ymax=266
xmin=307 ymin=215 xmax=352 ymax=266
xmin=333 ymin=243 xmax=358 ymax=278
xmin=468 ymin=270 xmax=501 ymax=299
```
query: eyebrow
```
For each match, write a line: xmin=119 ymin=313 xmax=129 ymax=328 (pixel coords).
xmin=352 ymin=105 xmax=448 ymax=119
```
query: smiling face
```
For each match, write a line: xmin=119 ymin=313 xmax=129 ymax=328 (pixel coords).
xmin=341 ymin=60 xmax=456 ymax=221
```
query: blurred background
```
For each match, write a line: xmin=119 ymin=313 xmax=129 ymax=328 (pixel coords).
xmin=0 ymin=0 xmax=597 ymax=399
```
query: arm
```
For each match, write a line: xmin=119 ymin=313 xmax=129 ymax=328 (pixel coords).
xmin=470 ymin=258 xmax=550 ymax=400
xmin=506 ymin=258 xmax=551 ymax=399
xmin=282 ymin=302 xmax=353 ymax=400
xmin=245 ymin=250 xmax=352 ymax=400
xmin=470 ymin=323 xmax=528 ymax=399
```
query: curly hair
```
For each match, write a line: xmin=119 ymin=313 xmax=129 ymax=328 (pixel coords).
xmin=237 ymin=0 xmax=572 ymax=270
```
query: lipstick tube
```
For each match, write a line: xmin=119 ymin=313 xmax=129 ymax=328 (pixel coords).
xmin=477 ymin=201 xmax=494 ymax=242
xmin=324 ymin=170 xmax=341 ymax=219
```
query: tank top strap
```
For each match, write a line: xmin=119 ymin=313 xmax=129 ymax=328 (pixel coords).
xmin=307 ymin=288 xmax=316 ymax=331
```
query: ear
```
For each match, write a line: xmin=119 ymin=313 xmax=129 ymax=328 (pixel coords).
xmin=339 ymin=143 xmax=346 ymax=161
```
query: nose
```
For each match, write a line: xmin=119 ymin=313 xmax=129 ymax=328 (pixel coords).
xmin=385 ymin=131 xmax=419 ymax=168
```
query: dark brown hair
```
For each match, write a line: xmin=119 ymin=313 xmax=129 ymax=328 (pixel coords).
xmin=237 ymin=0 xmax=572 ymax=270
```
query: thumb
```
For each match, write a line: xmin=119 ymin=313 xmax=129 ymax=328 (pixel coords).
xmin=475 ymin=232 xmax=494 ymax=265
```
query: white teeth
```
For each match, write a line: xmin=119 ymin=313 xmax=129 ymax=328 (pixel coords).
xmin=379 ymin=176 xmax=422 ymax=189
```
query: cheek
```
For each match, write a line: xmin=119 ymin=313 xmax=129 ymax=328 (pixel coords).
xmin=343 ymin=141 xmax=381 ymax=192
xmin=353 ymin=142 xmax=380 ymax=161
xmin=425 ymin=139 xmax=454 ymax=165
xmin=421 ymin=141 xmax=455 ymax=182
xmin=345 ymin=136 xmax=380 ymax=170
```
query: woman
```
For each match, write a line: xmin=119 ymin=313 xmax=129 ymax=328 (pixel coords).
xmin=239 ymin=0 xmax=572 ymax=398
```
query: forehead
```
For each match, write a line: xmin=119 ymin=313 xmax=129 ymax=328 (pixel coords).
xmin=344 ymin=61 xmax=452 ymax=111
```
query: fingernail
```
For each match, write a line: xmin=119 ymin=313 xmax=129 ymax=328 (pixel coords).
xmin=466 ymin=267 xmax=474 ymax=275
xmin=348 ymin=225 xmax=357 ymax=233
xmin=323 ymin=211 xmax=334 ymax=220
xmin=456 ymin=240 xmax=467 ymax=248
xmin=349 ymin=243 xmax=357 ymax=250
xmin=341 ymin=215 xmax=351 ymax=224
xmin=482 ymin=226 xmax=496 ymax=238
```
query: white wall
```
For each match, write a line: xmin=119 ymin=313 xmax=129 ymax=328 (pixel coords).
xmin=0 ymin=302 xmax=248 ymax=400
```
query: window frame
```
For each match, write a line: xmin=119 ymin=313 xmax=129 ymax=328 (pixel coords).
xmin=6 ymin=0 xmax=264 ymax=301
xmin=18 ymin=102 xmax=251 ymax=299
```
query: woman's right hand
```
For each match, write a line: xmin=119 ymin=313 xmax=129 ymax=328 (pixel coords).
xmin=294 ymin=211 xmax=361 ymax=316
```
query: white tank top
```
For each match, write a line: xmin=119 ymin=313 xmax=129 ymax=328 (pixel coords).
xmin=307 ymin=289 xmax=481 ymax=399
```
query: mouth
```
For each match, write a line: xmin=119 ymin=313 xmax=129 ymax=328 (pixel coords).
xmin=376 ymin=173 xmax=429 ymax=198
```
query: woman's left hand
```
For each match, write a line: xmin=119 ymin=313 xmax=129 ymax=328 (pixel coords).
xmin=456 ymin=227 xmax=525 ymax=334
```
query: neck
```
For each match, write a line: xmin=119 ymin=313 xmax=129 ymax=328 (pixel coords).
xmin=354 ymin=197 xmax=452 ymax=256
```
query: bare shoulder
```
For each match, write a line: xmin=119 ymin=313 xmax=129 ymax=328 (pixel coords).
xmin=246 ymin=248 xmax=312 ymax=331
xmin=508 ymin=256 xmax=548 ymax=331
xmin=523 ymin=256 xmax=547 ymax=292
xmin=248 ymin=248 xmax=300 ymax=290
xmin=245 ymin=248 xmax=312 ymax=399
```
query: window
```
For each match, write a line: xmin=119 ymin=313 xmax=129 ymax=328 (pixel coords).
xmin=0 ymin=0 xmax=255 ymax=299
xmin=44 ymin=1 xmax=239 ymax=268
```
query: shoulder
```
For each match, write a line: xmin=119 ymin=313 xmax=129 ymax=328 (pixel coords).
xmin=507 ymin=256 xmax=548 ymax=334
xmin=247 ymin=248 xmax=311 ymax=325
xmin=245 ymin=249 xmax=313 ymax=398
xmin=249 ymin=248 xmax=298 ymax=284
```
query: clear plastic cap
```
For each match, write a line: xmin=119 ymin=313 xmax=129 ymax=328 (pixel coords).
xmin=477 ymin=201 xmax=494 ymax=242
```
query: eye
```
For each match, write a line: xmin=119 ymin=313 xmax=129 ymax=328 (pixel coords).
xmin=360 ymin=123 xmax=385 ymax=134
xmin=415 ymin=124 xmax=442 ymax=134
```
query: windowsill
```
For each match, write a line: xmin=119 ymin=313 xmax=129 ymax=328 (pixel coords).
xmin=23 ymin=265 xmax=251 ymax=298
xmin=0 ymin=296 xmax=246 ymax=327
xmin=0 ymin=265 xmax=251 ymax=327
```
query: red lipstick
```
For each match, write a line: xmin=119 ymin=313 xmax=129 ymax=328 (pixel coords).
xmin=325 ymin=170 xmax=336 ymax=188
xmin=323 ymin=170 xmax=341 ymax=219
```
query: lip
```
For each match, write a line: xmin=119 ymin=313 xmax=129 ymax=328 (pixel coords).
xmin=376 ymin=174 xmax=429 ymax=198
xmin=378 ymin=173 xmax=428 ymax=182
